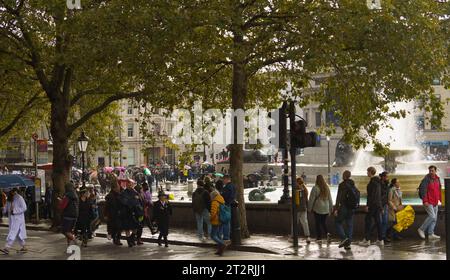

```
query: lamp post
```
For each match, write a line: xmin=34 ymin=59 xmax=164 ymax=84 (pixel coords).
xmin=77 ymin=131 xmax=89 ymax=188
xmin=327 ymin=136 xmax=331 ymax=185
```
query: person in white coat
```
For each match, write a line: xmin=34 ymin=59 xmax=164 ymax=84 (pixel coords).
xmin=1 ymin=188 xmax=27 ymax=254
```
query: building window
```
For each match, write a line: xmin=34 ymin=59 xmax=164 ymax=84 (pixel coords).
xmin=98 ymin=157 xmax=105 ymax=167
xmin=127 ymin=123 xmax=134 ymax=137
xmin=432 ymin=78 xmax=441 ymax=86
xmin=416 ymin=116 xmax=425 ymax=130
xmin=305 ymin=112 xmax=309 ymax=127
xmin=127 ymin=148 xmax=135 ymax=166
xmin=315 ymin=111 xmax=322 ymax=128
xmin=127 ymin=103 xmax=133 ymax=115
xmin=326 ymin=111 xmax=339 ymax=127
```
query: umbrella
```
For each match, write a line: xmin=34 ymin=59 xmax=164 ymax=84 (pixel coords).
xmin=184 ymin=165 xmax=192 ymax=170
xmin=214 ymin=173 xmax=224 ymax=177
xmin=115 ymin=167 xmax=126 ymax=171
xmin=0 ymin=175 xmax=35 ymax=190
xmin=103 ymin=167 xmax=114 ymax=173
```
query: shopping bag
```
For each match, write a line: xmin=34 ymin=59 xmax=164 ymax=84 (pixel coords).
xmin=393 ymin=205 xmax=415 ymax=232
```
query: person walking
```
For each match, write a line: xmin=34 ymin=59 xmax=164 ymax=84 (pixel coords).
xmin=1 ymin=188 xmax=28 ymax=254
xmin=153 ymin=191 xmax=172 ymax=247
xmin=61 ymin=182 xmax=79 ymax=246
xmin=119 ymin=181 xmax=142 ymax=247
xmin=296 ymin=177 xmax=311 ymax=244
xmin=387 ymin=178 xmax=403 ymax=241
xmin=0 ymin=190 xmax=5 ymax=220
xmin=76 ymin=188 xmax=93 ymax=247
xmin=43 ymin=185 xmax=53 ymax=220
xmin=142 ymin=182 xmax=153 ymax=233
xmin=379 ymin=171 xmax=390 ymax=242
xmin=192 ymin=179 xmax=212 ymax=241
xmin=334 ymin=170 xmax=358 ymax=250
xmin=417 ymin=165 xmax=442 ymax=240
xmin=134 ymin=184 xmax=145 ymax=245
xmin=105 ymin=180 xmax=124 ymax=246
xmin=210 ymin=189 xmax=226 ymax=256
xmin=308 ymin=175 xmax=333 ymax=244
xmin=220 ymin=175 xmax=235 ymax=245
xmin=360 ymin=166 xmax=383 ymax=246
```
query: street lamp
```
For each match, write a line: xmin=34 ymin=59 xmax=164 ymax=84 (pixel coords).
xmin=77 ymin=130 xmax=89 ymax=188
xmin=327 ymin=136 xmax=331 ymax=185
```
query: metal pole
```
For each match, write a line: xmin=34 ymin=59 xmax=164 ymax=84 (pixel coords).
xmin=328 ymin=138 xmax=331 ymax=185
xmin=289 ymin=101 xmax=299 ymax=248
xmin=34 ymin=139 xmax=39 ymax=224
xmin=82 ymin=151 xmax=86 ymax=188
xmin=445 ymin=178 xmax=450 ymax=260
xmin=278 ymin=102 xmax=290 ymax=203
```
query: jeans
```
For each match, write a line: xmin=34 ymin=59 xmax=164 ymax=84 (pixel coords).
xmin=365 ymin=207 xmax=382 ymax=241
xmin=381 ymin=204 xmax=388 ymax=239
xmin=420 ymin=204 xmax=439 ymax=235
xmin=221 ymin=220 xmax=231 ymax=241
xmin=297 ymin=211 xmax=310 ymax=237
xmin=195 ymin=209 xmax=212 ymax=239
xmin=335 ymin=206 xmax=354 ymax=242
xmin=211 ymin=225 xmax=224 ymax=246
xmin=313 ymin=212 xmax=329 ymax=240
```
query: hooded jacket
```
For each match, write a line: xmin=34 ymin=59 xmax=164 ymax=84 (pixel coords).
xmin=210 ymin=193 xmax=225 ymax=226
xmin=367 ymin=176 xmax=382 ymax=211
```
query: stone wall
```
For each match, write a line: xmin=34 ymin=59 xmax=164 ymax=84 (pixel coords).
xmin=99 ymin=201 xmax=445 ymax=239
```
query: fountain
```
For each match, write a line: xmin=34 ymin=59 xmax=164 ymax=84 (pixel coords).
xmin=351 ymin=102 xmax=446 ymax=198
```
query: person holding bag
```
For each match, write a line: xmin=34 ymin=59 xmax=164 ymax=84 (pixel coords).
xmin=308 ymin=175 xmax=333 ymax=244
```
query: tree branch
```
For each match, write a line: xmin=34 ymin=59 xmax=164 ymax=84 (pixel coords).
xmin=0 ymin=92 xmax=40 ymax=138
xmin=15 ymin=14 xmax=51 ymax=97
xmin=68 ymin=91 xmax=147 ymax=135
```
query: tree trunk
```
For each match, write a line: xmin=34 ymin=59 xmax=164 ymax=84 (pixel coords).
xmin=230 ymin=60 xmax=250 ymax=238
xmin=50 ymin=95 xmax=71 ymax=228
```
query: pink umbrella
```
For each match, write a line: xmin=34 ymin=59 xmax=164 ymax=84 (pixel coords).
xmin=103 ymin=167 xmax=113 ymax=173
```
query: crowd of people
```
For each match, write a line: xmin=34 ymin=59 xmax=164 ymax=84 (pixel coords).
xmin=294 ymin=165 xmax=442 ymax=251
xmin=0 ymin=164 xmax=443 ymax=256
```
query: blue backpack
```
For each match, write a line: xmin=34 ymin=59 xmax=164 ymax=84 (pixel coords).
xmin=219 ymin=203 xmax=231 ymax=224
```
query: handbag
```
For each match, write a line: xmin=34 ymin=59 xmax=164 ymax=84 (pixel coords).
xmin=58 ymin=196 xmax=69 ymax=211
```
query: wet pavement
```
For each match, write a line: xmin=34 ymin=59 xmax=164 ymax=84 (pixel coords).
xmin=0 ymin=220 xmax=446 ymax=260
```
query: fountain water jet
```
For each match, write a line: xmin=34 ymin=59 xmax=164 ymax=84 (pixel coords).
xmin=351 ymin=102 xmax=445 ymax=197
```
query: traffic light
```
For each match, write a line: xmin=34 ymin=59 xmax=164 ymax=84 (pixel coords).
xmin=291 ymin=119 xmax=319 ymax=148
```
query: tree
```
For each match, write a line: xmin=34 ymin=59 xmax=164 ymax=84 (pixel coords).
xmin=151 ymin=0 xmax=448 ymax=238
xmin=0 ymin=0 xmax=181 ymax=225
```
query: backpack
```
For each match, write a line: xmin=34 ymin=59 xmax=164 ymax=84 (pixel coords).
xmin=418 ymin=177 xmax=428 ymax=199
xmin=192 ymin=190 xmax=205 ymax=214
xmin=344 ymin=182 xmax=360 ymax=209
xmin=58 ymin=196 xmax=69 ymax=211
xmin=219 ymin=203 xmax=231 ymax=224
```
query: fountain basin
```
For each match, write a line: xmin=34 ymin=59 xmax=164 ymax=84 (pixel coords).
xmin=352 ymin=173 xmax=424 ymax=198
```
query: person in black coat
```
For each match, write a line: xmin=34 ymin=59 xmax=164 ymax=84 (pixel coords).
xmin=152 ymin=191 xmax=172 ymax=247
xmin=61 ymin=182 xmax=79 ymax=245
xmin=76 ymin=188 xmax=93 ymax=247
xmin=119 ymin=181 xmax=143 ymax=247
xmin=105 ymin=182 xmax=123 ymax=246
xmin=362 ymin=166 xmax=383 ymax=245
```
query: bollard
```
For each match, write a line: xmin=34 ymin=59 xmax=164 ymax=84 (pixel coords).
xmin=187 ymin=180 xmax=194 ymax=197
xmin=445 ymin=178 xmax=450 ymax=260
xmin=231 ymin=200 xmax=241 ymax=245
xmin=165 ymin=181 xmax=171 ymax=191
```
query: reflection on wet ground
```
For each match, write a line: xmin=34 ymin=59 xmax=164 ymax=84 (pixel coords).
xmin=0 ymin=227 xmax=445 ymax=260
